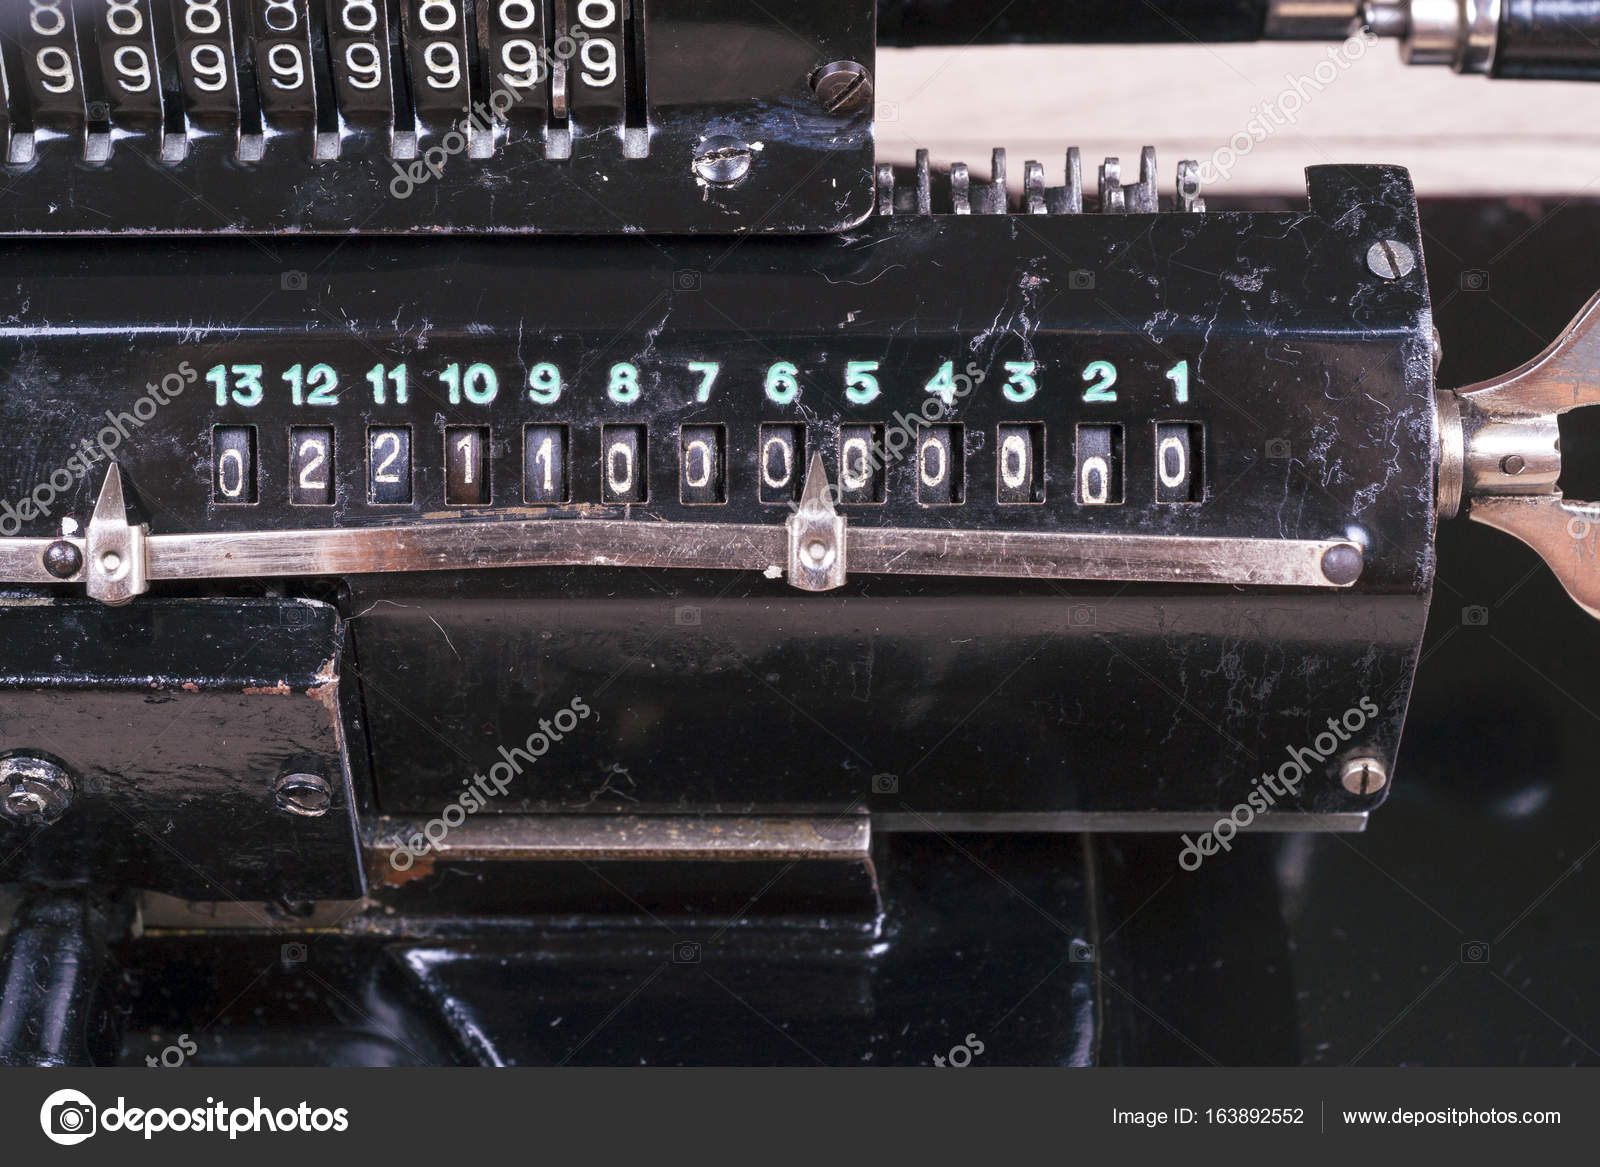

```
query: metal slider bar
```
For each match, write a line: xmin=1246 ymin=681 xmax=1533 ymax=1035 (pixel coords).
xmin=1 ymin=464 xmax=1364 ymax=603
xmin=373 ymin=814 xmax=872 ymax=864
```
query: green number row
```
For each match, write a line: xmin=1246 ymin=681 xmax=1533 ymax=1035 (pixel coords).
xmin=209 ymin=359 xmax=1192 ymax=409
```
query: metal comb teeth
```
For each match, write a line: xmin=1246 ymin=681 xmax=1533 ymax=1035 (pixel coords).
xmin=876 ymin=146 xmax=1206 ymax=216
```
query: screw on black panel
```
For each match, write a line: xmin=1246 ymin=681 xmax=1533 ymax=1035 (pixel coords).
xmin=1340 ymin=756 xmax=1388 ymax=796
xmin=1 ymin=755 xmax=76 ymax=824
xmin=693 ymin=136 xmax=754 ymax=186
xmin=42 ymin=540 xmax=83 ymax=579
xmin=810 ymin=61 xmax=874 ymax=116
xmin=274 ymin=772 xmax=332 ymax=818
xmin=1366 ymin=240 xmax=1416 ymax=280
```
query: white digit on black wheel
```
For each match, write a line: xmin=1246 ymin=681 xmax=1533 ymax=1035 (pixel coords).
xmin=298 ymin=438 xmax=328 ymax=490
xmin=29 ymin=2 xmax=67 ymax=37
xmin=106 ymin=1 xmax=144 ymax=36
xmin=534 ymin=436 xmax=555 ymax=492
xmin=1001 ymin=433 xmax=1029 ymax=490
xmin=218 ymin=449 xmax=246 ymax=498
xmin=36 ymin=47 xmax=75 ymax=94
xmin=373 ymin=433 xmax=402 ymax=483
xmin=264 ymin=0 xmax=299 ymax=33
xmin=841 ymin=437 xmax=869 ymax=490
xmin=919 ymin=436 xmax=946 ymax=489
xmin=1081 ymin=456 xmax=1110 ymax=505
xmin=424 ymin=40 xmax=461 ymax=89
xmin=685 ymin=440 xmax=712 ymax=489
xmin=113 ymin=46 xmax=153 ymax=92
xmin=268 ymin=44 xmax=305 ymax=89
xmin=499 ymin=0 xmax=536 ymax=28
xmin=340 ymin=0 xmax=378 ymax=32
xmin=761 ymin=436 xmax=792 ymax=490
xmin=579 ymin=39 xmax=616 ymax=87
xmin=606 ymin=441 xmax=634 ymax=495
xmin=345 ymin=43 xmax=382 ymax=88
xmin=501 ymin=39 xmax=542 ymax=87
xmin=1158 ymin=436 xmax=1187 ymax=488
xmin=190 ymin=44 xmax=229 ymax=91
xmin=183 ymin=0 xmax=222 ymax=35
xmin=418 ymin=0 xmax=456 ymax=31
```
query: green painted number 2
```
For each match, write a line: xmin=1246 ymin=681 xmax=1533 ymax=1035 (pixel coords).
xmin=1081 ymin=360 xmax=1117 ymax=403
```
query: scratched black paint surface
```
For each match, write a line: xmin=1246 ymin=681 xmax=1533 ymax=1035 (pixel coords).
xmin=102 ymin=834 xmax=1095 ymax=1067
xmin=5 ymin=195 xmax=1591 ymax=1070
xmin=0 ymin=598 xmax=363 ymax=902
xmin=0 ymin=166 xmax=1433 ymax=821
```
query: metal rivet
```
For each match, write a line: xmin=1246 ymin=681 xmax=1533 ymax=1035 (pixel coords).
xmin=810 ymin=60 xmax=873 ymax=116
xmin=100 ymin=551 xmax=121 ymax=573
xmin=1501 ymin=454 xmax=1526 ymax=475
xmin=1 ymin=755 xmax=76 ymax=824
xmin=1366 ymin=240 xmax=1416 ymax=280
xmin=1320 ymin=544 xmax=1364 ymax=586
xmin=693 ymin=136 xmax=753 ymax=186
xmin=274 ymin=772 xmax=333 ymax=818
xmin=1340 ymin=756 xmax=1388 ymax=796
xmin=42 ymin=540 xmax=83 ymax=579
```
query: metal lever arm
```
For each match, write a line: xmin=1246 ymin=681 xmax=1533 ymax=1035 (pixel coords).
xmin=0 ymin=464 xmax=1364 ymax=604
xmin=1442 ymin=290 xmax=1600 ymax=617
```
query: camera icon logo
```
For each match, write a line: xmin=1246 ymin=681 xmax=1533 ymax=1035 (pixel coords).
xmin=871 ymin=773 xmax=899 ymax=794
xmin=1460 ymin=940 xmax=1490 ymax=964
xmin=40 ymin=1088 xmax=97 ymax=1146
xmin=877 ymin=101 xmax=901 ymax=122
xmin=675 ymin=605 xmax=701 ymax=627
xmin=1460 ymin=269 xmax=1490 ymax=292
xmin=1461 ymin=605 xmax=1489 ymax=627
xmin=281 ymin=941 xmax=308 ymax=964
xmin=1265 ymin=438 xmax=1291 ymax=459
xmin=673 ymin=940 xmax=701 ymax=964
xmin=87 ymin=101 xmax=109 ymax=122
xmin=1069 ymin=939 xmax=1096 ymax=963
xmin=281 ymin=270 xmax=308 ymax=292
xmin=1069 ymin=269 xmax=1096 ymax=291
xmin=1069 ymin=605 xmax=1096 ymax=627
xmin=673 ymin=269 xmax=703 ymax=292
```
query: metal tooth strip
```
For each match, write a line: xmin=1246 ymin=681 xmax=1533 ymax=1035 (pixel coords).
xmin=876 ymin=146 xmax=1205 ymax=216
